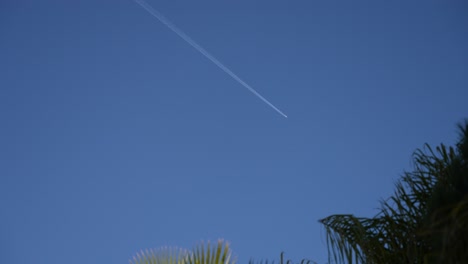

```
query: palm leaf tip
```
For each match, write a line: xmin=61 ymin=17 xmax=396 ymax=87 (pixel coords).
xmin=130 ymin=239 xmax=235 ymax=264
xmin=129 ymin=246 xmax=191 ymax=264
xmin=191 ymin=239 xmax=234 ymax=264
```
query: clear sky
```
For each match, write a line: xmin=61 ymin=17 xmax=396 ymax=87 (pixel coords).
xmin=1 ymin=0 xmax=467 ymax=263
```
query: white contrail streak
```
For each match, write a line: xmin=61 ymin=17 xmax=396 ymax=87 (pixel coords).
xmin=133 ymin=0 xmax=288 ymax=118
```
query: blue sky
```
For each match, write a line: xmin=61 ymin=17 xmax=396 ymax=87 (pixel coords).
xmin=1 ymin=0 xmax=467 ymax=263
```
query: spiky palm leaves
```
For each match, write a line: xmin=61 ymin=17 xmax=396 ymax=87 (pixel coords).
xmin=421 ymin=123 xmax=468 ymax=263
xmin=320 ymin=121 xmax=468 ymax=264
xmin=130 ymin=240 xmax=235 ymax=264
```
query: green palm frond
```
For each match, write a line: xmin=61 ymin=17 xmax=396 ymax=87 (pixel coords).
xmin=189 ymin=240 xmax=234 ymax=264
xmin=130 ymin=247 xmax=191 ymax=264
xmin=130 ymin=240 xmax=235 ymax=264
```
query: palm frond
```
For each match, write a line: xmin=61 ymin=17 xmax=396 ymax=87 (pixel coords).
xmin=320 ymin=120 xmax=468 ymax=263
xmin=130 ymin=240 xmax=235 ymax=264
xmin=130 ymin=247 xmax=190 ymax=264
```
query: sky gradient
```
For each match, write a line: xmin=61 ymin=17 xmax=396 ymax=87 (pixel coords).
xmin=1 ymin=1 xmax=467 ymax=263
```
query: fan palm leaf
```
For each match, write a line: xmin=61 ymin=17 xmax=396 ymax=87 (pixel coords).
xmin=130 ymin=240 xmax=235 ymax=264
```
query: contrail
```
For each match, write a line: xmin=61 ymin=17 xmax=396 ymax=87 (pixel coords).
xmin=133 ymin=0 xmax=288 ymax=118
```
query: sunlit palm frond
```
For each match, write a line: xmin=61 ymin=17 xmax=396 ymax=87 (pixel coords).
xmin=130 ymin=247 xmax=191 ymax=264
xmin=130 ymin=240 xmax=235 ymax=264
xmin=188 ymin=240 xmax=235 ymax=264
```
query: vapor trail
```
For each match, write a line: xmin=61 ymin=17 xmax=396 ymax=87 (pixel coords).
xmin=133 ymin=0 xmax=288 ymax=118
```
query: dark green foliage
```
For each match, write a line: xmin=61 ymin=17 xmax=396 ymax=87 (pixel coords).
xmin=320 ymin=120 xmax=468 ymax=264
xmin=249 ymin=252 xmax=317 ymax=264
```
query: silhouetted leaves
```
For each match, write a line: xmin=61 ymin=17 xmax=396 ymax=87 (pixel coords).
xmin=320 ymin=120 xmax=468 ymax=264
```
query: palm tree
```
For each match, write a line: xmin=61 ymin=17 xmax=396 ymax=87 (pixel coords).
xmin=130 ymin=240 xmax=235 ymax=264
xmin=320 ymin=120 xmax=468 ymax=264
xmin=421 ymin=122 xmax=468 ymax=263
xmin=128 ymin=122 xmax=467 ymax=264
